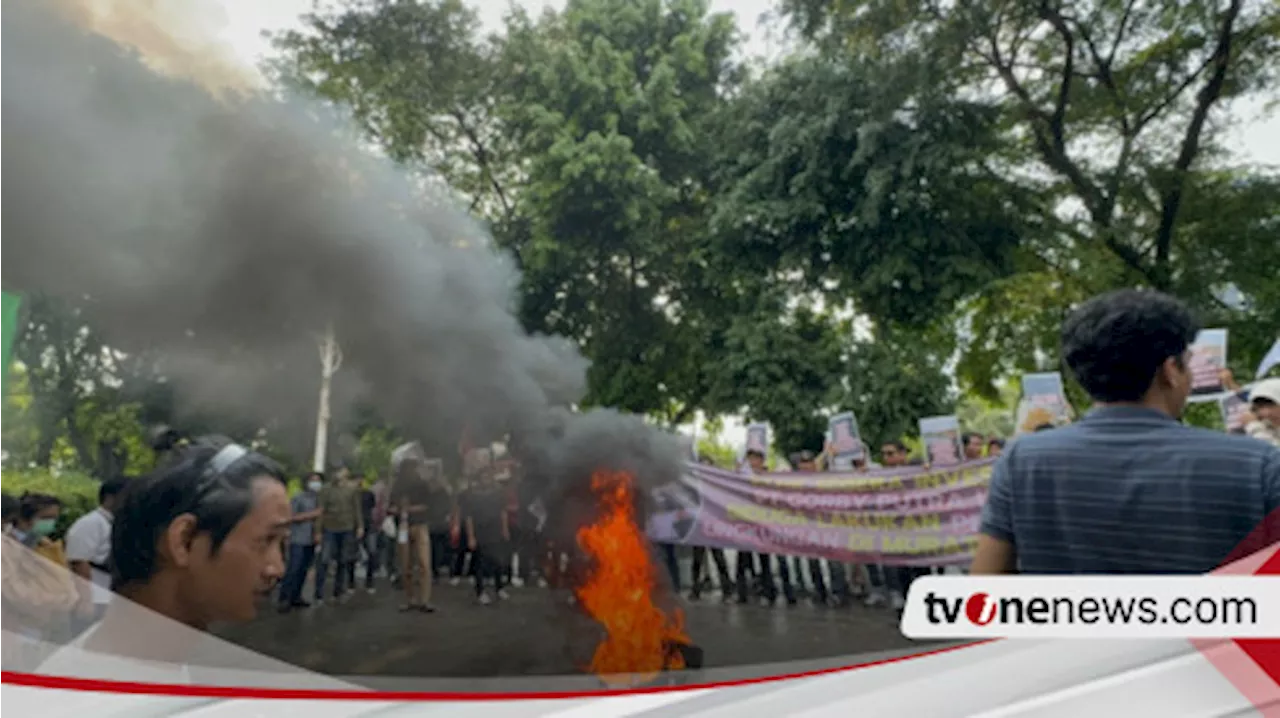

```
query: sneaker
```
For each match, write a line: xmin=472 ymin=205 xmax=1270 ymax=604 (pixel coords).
xmin=449 ymin=577 xmax=461 ymax=587
xmin=863 ymin=593 xmax=886 ymax=608
xmin=890 ymin=592 xmax=906 ymax=611
xmin=537 ymin=577 xmax=548 ymax=588
xmin=498 ymin=589 xmax=511 ymax=601
xmin=366 ymin=587 xmax=376 ymax=595
xmin=478 ymin=592 xmax=493 ymax=606
xmin=419 ymin=604 xmax=437 ymax=613
xmin=759 ymin=597 xmax=772 ymax=608
xmin=291 ymin=600 xmax=312 ymax=609
xmin=314 ymin=598 xmax=325 ymax=607
xmin=512 ymin=577 xmax=525 ymax=588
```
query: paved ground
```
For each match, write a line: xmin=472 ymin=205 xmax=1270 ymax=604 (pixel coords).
xmin=213 ymin=572 xmax=925 ymax=679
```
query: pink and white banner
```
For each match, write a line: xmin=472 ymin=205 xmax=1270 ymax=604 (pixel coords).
xmin=646 ymin=460 xmax=994 ymax=566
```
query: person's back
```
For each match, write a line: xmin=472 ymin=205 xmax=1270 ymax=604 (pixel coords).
xmin=974 ymin=289 xmax=1280 ymax=576
xmin=990 ymin=409 xmax=1280 ymax=574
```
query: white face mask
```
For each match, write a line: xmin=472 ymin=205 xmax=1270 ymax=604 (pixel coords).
xmin=308 ymin=481 xmax=323 ymax=492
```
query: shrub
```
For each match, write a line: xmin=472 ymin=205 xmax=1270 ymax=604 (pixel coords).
xmin=1 ymin=469 xmax=101 ymax=539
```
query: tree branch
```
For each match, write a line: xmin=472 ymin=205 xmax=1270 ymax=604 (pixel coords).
xmin=1152 ymin=0 xmax=1244 ymax=288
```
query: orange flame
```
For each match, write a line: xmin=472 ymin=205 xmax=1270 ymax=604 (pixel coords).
xmin=574 ymin=470 xmax=692 ymax=687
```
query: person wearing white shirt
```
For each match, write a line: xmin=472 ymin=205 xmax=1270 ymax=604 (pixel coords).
xmin=65 ymin=477 xmax=130 ymax=626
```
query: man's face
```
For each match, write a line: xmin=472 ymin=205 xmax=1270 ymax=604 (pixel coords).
xmin=181 ymin=477 xmax=289 ymax=625
xmin=746 ymin=452 xmax=766 ymax=472
xmin=964 ymin=436 xmax=984 ymax=460
xmin=1254 ymin=399 xmax=1280 ymax=426
xmin=881 ymin=444 xmax=906 ymax=467
xmin=987 ymin=442 xmax=1003 ymax=458
xmin=797 ymin=459 xmax=816 ymax=473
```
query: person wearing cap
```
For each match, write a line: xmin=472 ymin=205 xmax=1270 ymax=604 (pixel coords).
xmin=1244 ymin=377 xmax=1280 ymax=448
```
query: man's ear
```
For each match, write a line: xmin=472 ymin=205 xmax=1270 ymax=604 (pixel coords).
xmin=159 ymin=513 xmax=199 ymax=569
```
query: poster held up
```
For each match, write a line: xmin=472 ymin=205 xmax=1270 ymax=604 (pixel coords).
xmin=1188 ymin=329 xmax=1229 ymax=395
xmin=919 ymin=415 xmax=963 ymax=467
xmin=826 ymin=411 xmax=865 ymax=470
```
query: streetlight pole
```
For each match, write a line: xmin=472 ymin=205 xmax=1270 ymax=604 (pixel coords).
xmin=313 ymin=324 xmax=343 ymax=473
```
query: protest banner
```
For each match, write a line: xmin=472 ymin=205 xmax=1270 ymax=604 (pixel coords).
xmin=826 ymin=411 xmax=864 ymax=470
xmin=1188 ymin=329 xmax=1228 ymax=395
xmin=1219 ymin=390 xmax=1252 ymax=434
xmin=646 ymin=459 xmax=994 ymax=566
xmin=919 ymin=415 xmax=963 ymax=467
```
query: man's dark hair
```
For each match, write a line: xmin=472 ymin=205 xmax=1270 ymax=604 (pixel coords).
xmin=111 ymin=435 xmax=286 ymax=590
xmin=99 ymin=476 xmax=131 ymax=504
xmin=1061 ymin=289 xmax=1199 ymax=403
xmin=18 ymin=493 xmax=60 ymax=521
xmin=1034 ymin=423 xmax=1056 ymax=433
xmin=962 ymin=432 xmax=983 ymax=447
xmin=988 ymin=437 xmax=1006 ymax=449
xmin=2 ymin=493 xmax=18 ymax=523
xmin=304 ymin=471 xmax=325 ymax=483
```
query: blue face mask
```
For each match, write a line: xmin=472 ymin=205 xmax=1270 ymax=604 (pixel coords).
xmin=32 ymin=518 xmax=57 ymax=537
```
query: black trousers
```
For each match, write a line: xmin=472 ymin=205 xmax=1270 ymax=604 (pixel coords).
xmin=660 ymin=543 xmax=681 ymax=591
xmin=429 ymin=531 xmax=450 ymax=577
xmin=472 ymin=542 xmax=506 ymax=596
xmin=807 ymin=558 xmax=829 ymax=602
xmin=690 ymin=546 xmax=732 ymax=597
xmin=758 ymin=553 xmax=796 ymax=603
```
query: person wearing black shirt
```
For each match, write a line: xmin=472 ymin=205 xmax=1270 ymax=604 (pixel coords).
xmin=359 ymin=480 xmax=381 ymax=593
xmin=464 ymin=470 xmax=509 ymax=605
xmin=426 ymin=476 xmax=453 ymax=580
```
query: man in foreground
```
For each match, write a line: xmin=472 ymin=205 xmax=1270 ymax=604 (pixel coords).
xmin=973 ymin=289 xmax=1280 ymax=575
xmin=39 ymin=437 xmax=290 ymax=681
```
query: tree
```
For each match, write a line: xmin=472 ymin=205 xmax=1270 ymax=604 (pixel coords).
xmin=786 ymin=0 xmax=1279 ymax=285
xmin=839 ymin=325 xmax=957 ymax=448
xmin=271 ymin=0 xmax=745 ymax=421
xmin=758 ymin=0 xmax=1280 ymax=396
xmin=703 ymin=298 xmax=850 ymax=453
xmin=710 ymin=52 xmax=1031 ymax=328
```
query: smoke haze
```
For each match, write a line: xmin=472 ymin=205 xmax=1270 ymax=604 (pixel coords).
xmin=1 ymin=0 xmax=683 ymax=496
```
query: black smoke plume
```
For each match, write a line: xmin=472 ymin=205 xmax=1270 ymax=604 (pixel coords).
xmin=1 ymin=0 xmax=684 ymax=501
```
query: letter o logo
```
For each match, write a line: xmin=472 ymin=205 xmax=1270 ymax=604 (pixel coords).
xmin=965 ymin=592 xmax=996 ymax=625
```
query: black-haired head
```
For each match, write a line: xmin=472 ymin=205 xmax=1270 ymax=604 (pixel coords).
xmin=1061 ymin=289 xmax=1198 ymax=414
xmin=111 ymin=435 xmax=290 ymax=629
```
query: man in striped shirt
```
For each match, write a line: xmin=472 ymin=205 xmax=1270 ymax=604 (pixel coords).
xmin=973 ymin=289 xmax=1280 ymax=575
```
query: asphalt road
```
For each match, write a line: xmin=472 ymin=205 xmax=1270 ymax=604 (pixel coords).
xmin=213 ymin=573 xmax=924 ymax=680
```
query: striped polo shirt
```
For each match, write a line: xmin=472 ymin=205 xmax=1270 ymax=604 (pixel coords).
xmin=980 ymin=406 xmax=1280 ymax=574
